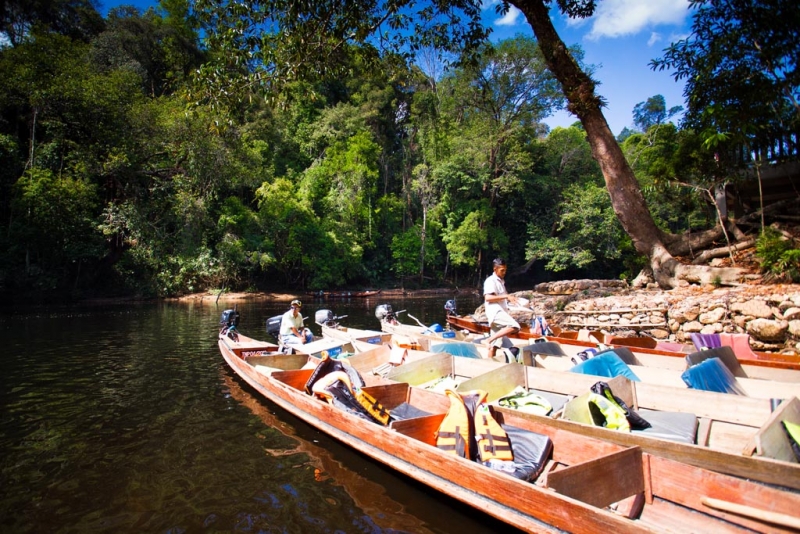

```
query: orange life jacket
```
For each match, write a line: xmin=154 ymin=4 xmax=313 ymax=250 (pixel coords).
xmin=436 ymin=389 xmax=513 ymax=462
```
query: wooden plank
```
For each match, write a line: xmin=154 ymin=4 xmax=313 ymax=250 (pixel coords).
xmin=457 ymin=363 xmax=527 ymax=402
xmin=648 ymin=454 xmax=800 ymax=532
xmin=745 ymin=396 xmax=800 ymax=461
xmin=271 ymin=368 xmax=314 ymax=391
xmin=362 ymin=382 xmax=411 ymax=410
xmin=706 ymin=421 xmax=762 ymax=455
xmin=385 ymin=352 xmax=452 ymax=385
xmin=547 ymin=447 xmax=644 ymax=509
xmin=390 ymin=413 xmax=445 ymax=446
xmin=246 ymin=352 xmax=309 ymax=371
xmin=495 ymin=405 xmax=800 ymax=490
xmin=696 ymin=417 xmax=712 ymax=447
xmin=634 ymin=381 xmax=772 ymax=427
xmin=340 ymin=344 xmax=391 ymax=371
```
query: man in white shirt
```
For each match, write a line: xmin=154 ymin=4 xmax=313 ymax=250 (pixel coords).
xmin=483 ymin=258 xmax=520 ymax=359
xmin=280 ymin=299 xmax=313 ymax=345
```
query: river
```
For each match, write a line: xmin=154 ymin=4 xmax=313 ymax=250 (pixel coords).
xmin=0 ymin=293 xmax=529 ymax=534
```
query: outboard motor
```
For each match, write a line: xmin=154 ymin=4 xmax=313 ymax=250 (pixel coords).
xmin=220 ymin=308 xmax=240 ymax=329
xmin=315 ymin=309 xmax=336 ymax=326
xmin=220 ymin=308 xmax=240 ymax=341
xmin=375 ymin=304 xmax=395 ymax=323
xmin=444 ymin=299 xmax=457 ymax=316
xmin=265 ymin=314 xmax=283 ymax=340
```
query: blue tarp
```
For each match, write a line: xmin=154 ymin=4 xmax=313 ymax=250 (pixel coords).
xmin=570 ymin=352 xmax=641 ymax=381
xmin=681 ymin=357 xmax=747 ymax=395
xmin=429 ymin=342 xmax=482 ymax=359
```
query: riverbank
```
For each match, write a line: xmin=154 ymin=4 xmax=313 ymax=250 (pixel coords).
xmin=179 ymin=280 xmax=800 ymax=354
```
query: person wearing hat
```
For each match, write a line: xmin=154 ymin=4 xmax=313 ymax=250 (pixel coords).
xmin=280 ymin=299 xmax=313 ymax=345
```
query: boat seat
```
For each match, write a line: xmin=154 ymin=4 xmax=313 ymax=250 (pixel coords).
xmin=528 ymin=388 xmax=570 ymax=414
xmin=389 ymin=402 xmax=432 ymax=421
xmin=522 ymin=341 xmax=566 ymax=357
xmin=501 ymin=424 xmax=553 ymax=482
xmin=634 ymin=409 xmax=698 ymax=444
xmin=681 ymin=357 xmax=747 ymax=395
xmin=685 ymin=346 xmax=746 ymax=377
xmin=570 ymin=353 xmax=641 ymax=382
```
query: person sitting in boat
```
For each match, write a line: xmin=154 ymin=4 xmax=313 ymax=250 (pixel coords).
xmin=280 ymin=299 xmax=313 ymax=345
xmin=483 ymin=258 xmax=520 ymax=360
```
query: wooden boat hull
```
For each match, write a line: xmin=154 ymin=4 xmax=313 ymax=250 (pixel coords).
xmin=219 ymin=332 xmax=800 ymax=533
xmin=447 ymin=314 xmax=800 ymax=378
xmin=385 ymin=353 xmax=800 ymax=490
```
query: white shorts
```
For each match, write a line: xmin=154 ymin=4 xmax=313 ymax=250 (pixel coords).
xmin=490 ymin=310 xmax=520 ymax=333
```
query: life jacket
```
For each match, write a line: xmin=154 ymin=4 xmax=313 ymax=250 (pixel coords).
xmin=562 ymin=391 xmax=631 ymax=432
xmin=306 ymin=356 xmax=390 ymax=425
xmin=436 ymin=389 xmax=513 ymax=462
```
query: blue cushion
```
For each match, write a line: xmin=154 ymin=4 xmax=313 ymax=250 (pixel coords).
xmin=570 ymin=353 xmax=640 ymax=382
xmin=429 ymin=342 xmax=481 ymax=359
xmin=681 ymin=357 xmax=746 ymax=395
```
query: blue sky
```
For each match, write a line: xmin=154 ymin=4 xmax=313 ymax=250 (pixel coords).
xmin=101 ymin=0 xmax=692 ymax=136
xmin=481 ymin=0 xmax=692 ymax=135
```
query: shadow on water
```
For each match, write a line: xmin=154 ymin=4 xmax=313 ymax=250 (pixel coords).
xmin=0 ymin=295 xmax=524 ymax=534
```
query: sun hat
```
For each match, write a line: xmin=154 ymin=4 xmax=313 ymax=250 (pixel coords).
xmin=291 ymin=299 xmax=302 ymax=308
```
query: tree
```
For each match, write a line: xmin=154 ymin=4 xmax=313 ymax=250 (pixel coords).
xmin=632 ymin=94 xmax=682 ymax=133
xmin=509 ymin=0 xmax=744 ymax=287
xmin=0 ymin=0 xmax=105 ymax=47
xmin=652 ymin=0 xmax=799 ymax=151
xmin=192 ymin=0 xmax=747 ymax=287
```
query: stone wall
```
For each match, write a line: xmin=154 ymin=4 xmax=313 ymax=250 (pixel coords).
xmin=502 ymin=281 xmax=800 ymax=355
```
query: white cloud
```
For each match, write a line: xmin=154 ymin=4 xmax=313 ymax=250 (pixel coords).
xmin=581 ymin=0 xmax=689 ymax=40
xmin=647 ymin=32 xmax=661 ymax=47
xmin=496 ymin=5 xmax=522 ymax=27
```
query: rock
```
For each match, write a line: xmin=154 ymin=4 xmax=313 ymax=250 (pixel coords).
xmin=731 ymin=300 xmax=774 ymax=319
xmin=683 ymin=309 xmax=700 ymax=322
xmin=650 ymin=329 xmax=670 ymax=339
xmin=789 ymin=320 xmax=800 ymax=337
xmin=701 ymin=323 xmax=721 ymax=334
xmin=682 ymin=321 xmax=703 ymax=333
xmin=746 ymin=319 xmax=789 ymax=342
xmin=784 ymin=307 xmax=800 ymax=321
xmin=699 ymin=307 xmax=726 ymax=324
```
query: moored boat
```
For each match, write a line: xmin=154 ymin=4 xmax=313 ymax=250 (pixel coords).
xmin=446 ymin=311 xmax=800 ymax=372
xmin=381 ymin=351 xmax=800 ymax=490
xmin=219 ymin=321 xmax=800 ymax=532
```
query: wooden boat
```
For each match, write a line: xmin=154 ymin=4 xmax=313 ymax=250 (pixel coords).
xmin=381 ymin=351 xmax=800 ymax=491
xmin=219 ymin=329 xmax=800 ymax=532
xmin=447 ymin=313 xmax=800 ymax=376
xmin=315 ymin=312 xmax=392 ymax=352
xmin=450 ymin=339 xmax=800 ymax=400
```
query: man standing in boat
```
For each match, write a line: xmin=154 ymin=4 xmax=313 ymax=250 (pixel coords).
xmin=483 ymin=258 xmax=520 ymax=359
xmin=280 ymin=299 xmax=313 ymax=345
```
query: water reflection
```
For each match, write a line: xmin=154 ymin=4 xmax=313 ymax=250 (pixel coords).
xmin=0 ymin=295 xmax=513 ymax=534
xmin=222 ymin=372 xmax=433 ymax=533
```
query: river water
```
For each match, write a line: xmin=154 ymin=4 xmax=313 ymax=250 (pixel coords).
xmin=0 ymin=293 xmax=527 ymax=534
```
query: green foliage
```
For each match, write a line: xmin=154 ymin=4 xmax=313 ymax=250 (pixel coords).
xmin=9 ymin=168 xmax=102 ymax=289
xmin=652 ymin=0 xmax=799 ymax=164
xmin=526 ymin=182 xmax=625 ymax=274
xmin=632 ymin=94 xmax=682 ymax=132
xmin=756 ymin=228 xmax=800 ymax=282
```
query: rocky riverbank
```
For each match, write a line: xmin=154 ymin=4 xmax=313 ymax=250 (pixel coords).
xmin=475 ymin=280 xmax=800 ymax=355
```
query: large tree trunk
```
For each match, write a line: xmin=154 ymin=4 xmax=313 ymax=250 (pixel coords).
xmin=513 ymin=0 xmax=744 ymax=288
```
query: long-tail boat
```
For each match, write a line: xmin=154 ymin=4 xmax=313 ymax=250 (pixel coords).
xmin=219 ymin=324 xmax=800 ymax=533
